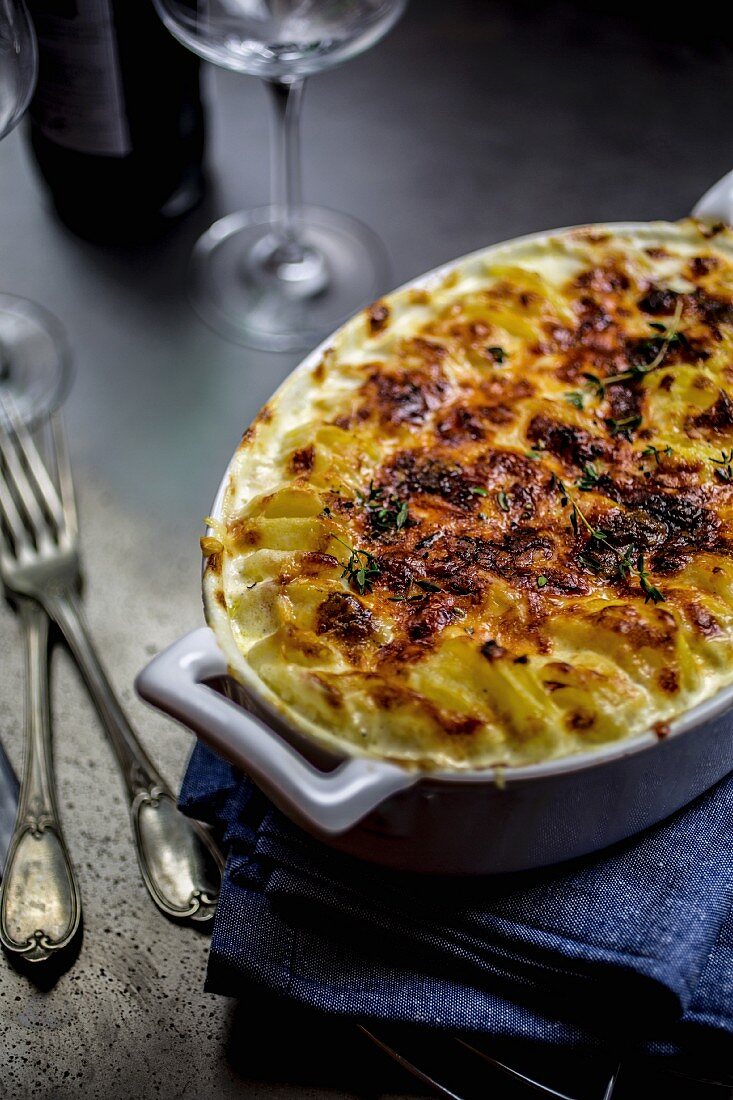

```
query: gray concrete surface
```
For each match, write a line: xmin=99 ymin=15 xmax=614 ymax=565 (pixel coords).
xmin=0 ymin=1 xmax=732 ymax=1096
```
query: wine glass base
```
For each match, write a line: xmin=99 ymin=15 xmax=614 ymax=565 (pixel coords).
xmin=189 ymin=205 xmax=390 ymax=353
xmin=0 ymin=295 xmax=72 ymax=427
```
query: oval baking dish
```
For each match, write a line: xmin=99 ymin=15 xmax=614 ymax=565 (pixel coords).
xmin=136 ymin=169 xmax=733 ymax=874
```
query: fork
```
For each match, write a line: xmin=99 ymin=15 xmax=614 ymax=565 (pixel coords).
xmin=0 ymin=588 xmax=81 ymax=962
xmin=359 ymin=1025 xmax=733 ymax=1099
xmin=359 ymin=1025 xmax=621 ymax=1100
xmin=0 ymin=406 xmax=223 ymax=923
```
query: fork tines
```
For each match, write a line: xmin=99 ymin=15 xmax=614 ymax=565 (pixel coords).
xmin=0 ymin=393 xmax=72 ymax=559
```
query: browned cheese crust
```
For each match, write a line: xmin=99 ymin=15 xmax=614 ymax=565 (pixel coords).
xmin=204 ymin=221 xmax=733 ymax=769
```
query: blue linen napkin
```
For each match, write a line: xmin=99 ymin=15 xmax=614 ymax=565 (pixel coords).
xmin=180 ymin=741 xmax=733 ymax=1077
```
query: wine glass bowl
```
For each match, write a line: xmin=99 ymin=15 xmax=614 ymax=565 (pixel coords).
xmin=153 ymin=0 xmax=407 ymax=351
xmin=0 ymin=0 xmax=36 ymax=141
xmin=0 ymin=294 xmax=71 ymax=429
xmin=0 ymin=1 xmax=70 ymax=427
xmin=154 ymin=0 xmax=406 ymax=79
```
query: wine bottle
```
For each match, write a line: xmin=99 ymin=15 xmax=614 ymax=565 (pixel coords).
xmin=26 ymin=0 xmax=206 ymax=243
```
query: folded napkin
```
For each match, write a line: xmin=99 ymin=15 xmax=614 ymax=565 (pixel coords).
xmin=180 ymin=741 xmax=733 ymax=1079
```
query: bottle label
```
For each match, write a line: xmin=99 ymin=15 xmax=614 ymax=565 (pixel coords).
xmin=29 ymin=0 xmax=132 ymax=156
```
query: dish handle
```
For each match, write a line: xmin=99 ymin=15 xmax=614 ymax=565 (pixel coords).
xmin=692 ymin=170 xmax=733 ymax=224
xmin=135 ymin=628 xmax=417 ymax=836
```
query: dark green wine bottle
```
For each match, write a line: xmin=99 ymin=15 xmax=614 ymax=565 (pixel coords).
xmin=26 ymin=0 xmax=207 ymax=243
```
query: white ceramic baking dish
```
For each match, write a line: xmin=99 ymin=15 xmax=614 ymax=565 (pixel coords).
xmin=135 ymin=169 xmax=733 ymax=875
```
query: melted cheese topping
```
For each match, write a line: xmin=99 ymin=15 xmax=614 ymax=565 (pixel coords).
xmin=204 ymin=220 xmax=733 ymax=770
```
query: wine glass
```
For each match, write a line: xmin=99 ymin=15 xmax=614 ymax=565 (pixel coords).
xmin=153 ymin=0 xmax=407 ymax=352
xmin=0 ymin=0 xmax=71 ymax=426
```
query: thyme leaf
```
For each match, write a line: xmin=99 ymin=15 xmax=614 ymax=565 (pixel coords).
xmin=591 ymin=301 xmax=685 ymax=394
xmin=637 ymin=555 xmax=665 ymax=604
xmin=497 ymin=490 xmax=511 ymax=512
xmin=577 ymin=551 xmax=602 ymax=573
xmin=581 ymin=371 xmax=606 ymax=398
xmin=616 ymin=546 xmax=635 ymax=580
xmin=565 ymin=391 xmax=585 ymax=410
xmin=582 ymin=301 xmax=685 ymax=397
xmin=605 ymin=414 xmax=642 ymax=439
xmin=710 ymin=449 xmax=733 ymax=483
xmin=415 ymin=579 xmax=442 ymax=593
xmin=389 ymin=577 xmax=442 ymax=601
xmin=357 ymin=481 xmax=410 ymax=531
xmin=576 ymin=462 xmax=602 ymax=491
xmin=487 ymin=345 xmax=506 ymax=364
xmin=331 ymin=535 xmax=381 ymax=595
xmin=551 ymin=477 xmax=665 ymax=603
xmin=642 ymin=443 xmax=673 ymax=466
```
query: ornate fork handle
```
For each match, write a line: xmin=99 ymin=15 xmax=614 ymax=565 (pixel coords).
xmin=44 ymin=587 xmax=222 ymax=923
xmin=0 ymin=601 xmax=81 ymax=962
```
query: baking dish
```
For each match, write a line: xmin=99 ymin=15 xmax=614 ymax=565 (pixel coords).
xmin=136 ymin=168 xmax=733 ymax=875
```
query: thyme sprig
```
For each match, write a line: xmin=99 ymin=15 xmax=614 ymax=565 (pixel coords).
xmin=357 ymin=481 xmax=410 ymax=532
xmin=331 ymin=535 xmax=380 ymax=595
xmin=583 ymin=300 xmax=684 ymax=397
xmin=552 ymin=476 xmax=665 ymax=603
xmin=416 ymin=579 xmax=442 ymax=593
xmin=388 ymin=578 xmax=443 ymax=602
xmin=642 ymin=443 xmax=673 ymax=467
xmin=605 ymin=414 xmax=642 ymax=440
xmin=576 ymin=462 xmax=602 ymax=491
xmin=637 ymin=558 xmax=665 ymax=604
xmin=711 ymin=449 xmax=733 ymax=483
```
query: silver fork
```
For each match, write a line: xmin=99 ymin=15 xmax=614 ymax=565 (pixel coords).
xmin=0 ymin=406 xmax=223 ymax=923
xmin=359 ymin=1025 xmax=623 ymax=1100
xmin=0 ymin=572 xmax=81 ymax=960
xmin=360 ymin=1025 xmax=733 ymax=1099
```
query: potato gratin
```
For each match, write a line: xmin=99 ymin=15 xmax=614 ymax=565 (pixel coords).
xmin=203 ymin=220 xmax=733 ymax=770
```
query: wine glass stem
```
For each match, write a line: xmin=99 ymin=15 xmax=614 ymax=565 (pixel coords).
xmin=0 ymin=337 xmax=10 ymax=381
xmin=265 ymin=77 xmax=306 ymax=262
